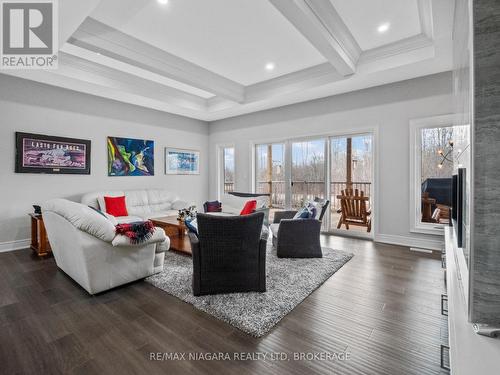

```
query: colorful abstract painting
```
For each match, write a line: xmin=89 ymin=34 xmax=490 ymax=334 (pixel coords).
xmin=165 ymin=148 xmax=200 ymax=175
xmin=108 ymin=137 xmax=154 ymax=176
xmin=15 ymin=132 xmax=91 ymax=174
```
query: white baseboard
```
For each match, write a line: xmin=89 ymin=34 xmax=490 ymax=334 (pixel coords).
xmin=375 ymin=234 xmax=444 ymax=251
xmin=0 ymin=239 xmax=30 ymax=253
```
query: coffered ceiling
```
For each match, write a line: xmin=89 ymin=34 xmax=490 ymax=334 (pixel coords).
xmin=3 ymin=0 xmax=455 ymax=121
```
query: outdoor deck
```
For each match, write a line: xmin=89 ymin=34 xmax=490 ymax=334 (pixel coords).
xmin=225 ymin=181 xmax=372 ymax=234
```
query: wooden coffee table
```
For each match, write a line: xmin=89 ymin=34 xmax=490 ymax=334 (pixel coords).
xmin=150 ymin=216 xmax=191 ymax=255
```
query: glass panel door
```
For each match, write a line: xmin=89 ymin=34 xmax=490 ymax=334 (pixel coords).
xmin=330 ymin=134 xmax=373 ymax=235
xmin=291 ymin=139 xmax=326 ymax=210
xmin=255 ymin=143 xmax=285 ymax=222
xmin=222 ymin=147 xmax=234 ymax=194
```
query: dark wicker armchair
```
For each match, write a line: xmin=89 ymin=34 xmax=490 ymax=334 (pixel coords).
xmin=189 ymin=212 xmax=267 ymax=296
xmin=271 ymin=199 xmax=330 ymax=258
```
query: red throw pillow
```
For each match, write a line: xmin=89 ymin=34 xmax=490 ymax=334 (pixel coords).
xmin=104 ymin=196 xmax=128 ymax=217
xmin=240 ymin=200 xmax=257 ymax=216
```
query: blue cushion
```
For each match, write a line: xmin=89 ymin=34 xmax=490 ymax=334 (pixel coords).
xmin=306 ymin=203 xmax=318 ymax=219
xmin=293 ymin=207 xmax=312 ymax=219
xmin=185 ymin=217 xmax=198 ymax=235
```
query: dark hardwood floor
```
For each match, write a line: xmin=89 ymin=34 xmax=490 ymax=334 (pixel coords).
xmin=0 ymin=236 xmax=449 ymax=375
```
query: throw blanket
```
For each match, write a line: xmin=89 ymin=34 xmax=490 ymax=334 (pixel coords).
xmin=115 ymin=220 xmax=155 ymax=244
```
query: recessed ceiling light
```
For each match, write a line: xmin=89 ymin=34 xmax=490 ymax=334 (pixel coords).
xmin=265 ymin=62 xmax=275 ymax=71
xmin=157 ymin=0 xmax=168 ymax=5
xmin=377 ymin=22 xmax=390 ymax=33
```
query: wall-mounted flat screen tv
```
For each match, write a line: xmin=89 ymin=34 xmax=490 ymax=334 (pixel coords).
xmin=452 ymin=168 xmax=466 ymax=247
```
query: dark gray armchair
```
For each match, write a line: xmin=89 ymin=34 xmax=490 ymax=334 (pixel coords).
xmin=189 ymin=212 xmax=267 ymax=296
xmin=271 ymin=200 xmax=330 ymax=258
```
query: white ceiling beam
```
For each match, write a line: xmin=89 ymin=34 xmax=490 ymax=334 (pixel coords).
xmin=208 ymin=62 xmax=346 ymax=111
xmin=69 ymin=18 xmax=245 ymax=103
xmin=61 ymin=43 xmax=215 ymax=99
xmin=56 ymin=53 xmax=207 ymax=111
xmin=59 ymin=0 xmax=102 ymax=47
xmin=246 ymin=62 xmax=345 ymax=102
xmin=1 ymin=69 xmax=209 ymax=120
xmin=1 ymin=51 xmax=208 ymax=116
xmin=269 ymin=0 xmax=359 ymax=76
xmin=418 ymin=0 xmax=434 ymax=38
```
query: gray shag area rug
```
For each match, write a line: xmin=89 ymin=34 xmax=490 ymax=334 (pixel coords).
xmin=146 ymin=246 xmax=353 ymax=337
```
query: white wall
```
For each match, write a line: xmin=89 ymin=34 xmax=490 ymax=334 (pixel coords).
xmin=208 ymin=72 xmax=453 ymax=249
xmin=0 ymin=72 xmax=453 ymax=251
xmin=0 ymin=74 xmax=209 ymax=249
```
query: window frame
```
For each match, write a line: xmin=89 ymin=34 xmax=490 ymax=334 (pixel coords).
xmin=249 ymin=127 xmax=378 ymax=240
xmin=409 ymin=114 xmax=459 ymax=235
xmin=217 ymin=145 xmax=235 ymax=200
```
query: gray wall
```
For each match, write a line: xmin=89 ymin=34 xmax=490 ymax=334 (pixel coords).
xmin=208 ymin=72 xmax=453 ymax=248
xmin=0 ymin=71 xmax=456 ymax=252
xmin=0 ymin=74 xmax=209 ymax=248
xmin=470 ymin=0 xmax=500 ymax=325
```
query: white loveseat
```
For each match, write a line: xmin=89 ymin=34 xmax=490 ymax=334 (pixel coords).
xmin=43 ymin=199 xmax=170 ymax=294
xmin=81 ymin=189 xmax=190 ymax=223
xmin=219 ymin=193 xmax=269 ymax=215
xmin=215 ymin=193 xmax=270 ymax=226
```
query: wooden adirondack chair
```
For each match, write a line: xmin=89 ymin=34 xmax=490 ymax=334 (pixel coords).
xmin=336 ymin=189 xmax=372 ymax=232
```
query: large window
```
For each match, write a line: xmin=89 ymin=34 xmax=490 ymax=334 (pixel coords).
xmin=221 ymin=146 xmax=234 ymax=195
xmin=253 ymin=133 xmax=375 ymax=237
xmin=410 ymin=115 xmax=468 ymax=233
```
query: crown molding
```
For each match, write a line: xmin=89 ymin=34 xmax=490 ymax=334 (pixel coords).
xmin=1 ymin=0 xmax=449 ymax=121
xmin=1 ymin=65 xmax=209 ymax=120
xmin=57 ymin=52 xmax=207 ymax=111
xmin=208 ymin=62 xmax=346 ymax=111
xmin=61 ymin=43 xmax=215 ymax=99
xmin=358 ymin=34 xmax=434 ymax=65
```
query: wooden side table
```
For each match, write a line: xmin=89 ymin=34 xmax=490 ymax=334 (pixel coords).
xmin=29 ymin=214 xmax=51 ymax=257
xmin=150 ymin=216 xmax=191 ymax=255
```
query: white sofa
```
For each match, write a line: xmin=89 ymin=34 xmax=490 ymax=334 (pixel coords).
xmin=43 ymin=199 xmax=170 ymax=294
xmin=81 ymin=189 xmax=190 ymax=223
xmin=215 ymin=193 xmax=270 ymax=226
xmin=219 ymin=193 xmax=269 ymax=215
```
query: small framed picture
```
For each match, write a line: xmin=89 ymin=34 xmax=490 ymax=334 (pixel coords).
xmin=165 ymin=148 xmax=200 ymax=175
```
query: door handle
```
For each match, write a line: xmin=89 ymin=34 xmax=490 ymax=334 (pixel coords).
xmin=440 ymin=344 xmax=450 ymax=370
xmin=441 ymin=294 xmax=448 ymax=316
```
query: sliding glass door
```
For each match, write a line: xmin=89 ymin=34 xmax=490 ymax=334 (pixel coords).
xmin=291 ymin=139 xmax=326 ymax=210
xmin=255 ymin=143 xmax=285 ymax=221
xmin=330 ymin=134 xmax=374 ymax=235
xmin=253 ymin=132 xmax=374 ymax=237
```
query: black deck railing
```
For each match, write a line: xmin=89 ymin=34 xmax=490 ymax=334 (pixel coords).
xmin=256 ymin=181 xmax=372 ymax=210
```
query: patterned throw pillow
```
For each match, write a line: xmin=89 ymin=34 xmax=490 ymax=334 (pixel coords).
xmin=307 ymin=199 xmax=327 ymax=220
xmin=306 ymin=202 xmax=318 ymax=219
xmin=185 ymin=217 xmax=198 ymax=235
xmin=293 ymin=206 xmax=313 ymax=220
